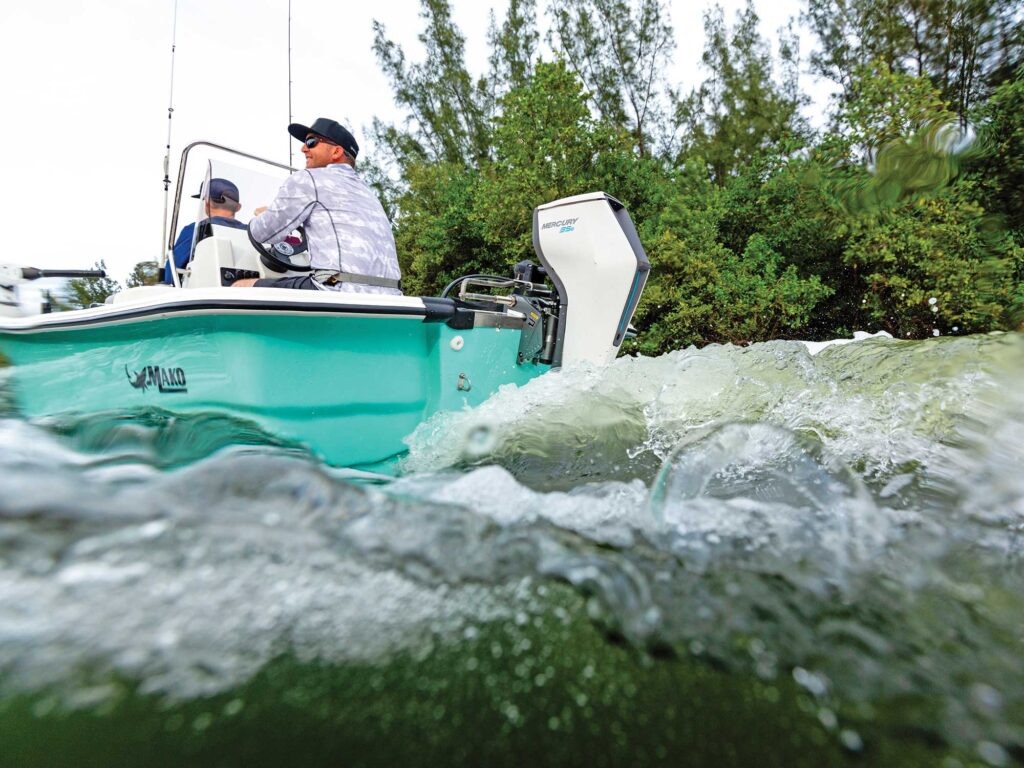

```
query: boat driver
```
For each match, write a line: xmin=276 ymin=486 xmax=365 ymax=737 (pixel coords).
xmin=164 ymin=178 xmax=247 ymax=284
xmin=232 ymin=117 xmax=402 ymax=295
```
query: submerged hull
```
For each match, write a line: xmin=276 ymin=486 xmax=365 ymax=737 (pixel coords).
xmin=0 ymin=288 xmax=548 ymax=469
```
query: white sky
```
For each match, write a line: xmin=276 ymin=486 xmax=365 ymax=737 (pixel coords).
xmin=0 ymin=0 xmax=831 ymax=285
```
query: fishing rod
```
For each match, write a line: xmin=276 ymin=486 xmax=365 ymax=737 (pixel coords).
xmin=160 ymin=0 xmax=180 ymax=285
xmin=288 ymin=0 xmax=294 ymax=167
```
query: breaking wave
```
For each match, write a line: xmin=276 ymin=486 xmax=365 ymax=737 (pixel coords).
xmin=1 ymin=332 xmax=1022 ymax=766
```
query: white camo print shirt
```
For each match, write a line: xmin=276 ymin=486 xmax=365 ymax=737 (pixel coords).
xmin=249 ymin=163 xmax=402 ymax=295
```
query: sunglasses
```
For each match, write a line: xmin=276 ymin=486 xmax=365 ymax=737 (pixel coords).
xmin=303 ymin=136 xmax=338 ymax=150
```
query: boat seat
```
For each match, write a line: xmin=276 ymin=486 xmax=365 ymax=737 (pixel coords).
xmin=184 ymin=225 xmax=265 ymax=288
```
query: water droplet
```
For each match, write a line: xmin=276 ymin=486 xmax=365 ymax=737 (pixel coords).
xmin=463 ymin=424 xmax=497 ymax=460
xmin=223 ymin=699 xmax=244 ymax=717
xmin=793 ymin=667 xmax=829 ymax=697
xmin=839 ymin=729 xmax=864 ymax=752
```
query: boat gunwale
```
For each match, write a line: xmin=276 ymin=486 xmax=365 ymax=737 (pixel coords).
xmin=0 ymin=288 xmax=520 ymax=334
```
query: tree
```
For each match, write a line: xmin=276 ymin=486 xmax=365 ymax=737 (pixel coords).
xmin=485 ymin=0 xmax=539 ymax=104
xmin=372 ymin=0 xmax=492 ymax=169
xmin=842 ymin=190 xmax=1019 ymax=337
xmin=834 ymin=59 xmax=957 ymax=157
xmin=126 ymin=261 xmax=161 ymax=288
xmin=392 ymin=162 xmax=490 ymax=296
xmin=475 ymin=61 xmax=667 ymax=268
xmin=547 ymin=0 xmax=675 ymax=157
xmin=475 ymin=61 xmax=619 ymax=266
xmin=675 ymin=1 xmax=810 ymax=184
xmin=630 ymin=167 xmax=833 ymax=352
xmin=55 ymin=260 xmax=121 ymax=311
xmin=804 ymin=0 xmax=1024 ymax=122
xmin=392 ymin=61 xmax=668 ymax=296
xmin=966 ymin=65 xmax=1024 ymax=232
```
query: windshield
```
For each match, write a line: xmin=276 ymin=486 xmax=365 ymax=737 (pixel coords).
xmin=168 ymin=143 xmax=294 ymax=258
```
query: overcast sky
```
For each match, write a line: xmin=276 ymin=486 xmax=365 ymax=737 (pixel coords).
xmin=0 ymin=0 xmax=830 ymax=285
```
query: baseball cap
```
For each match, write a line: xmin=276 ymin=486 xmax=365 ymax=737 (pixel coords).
xmin=192 ymin=178 xmax=240 ymax=204
xmin=288 ymin=117 xmax=359 ymax=159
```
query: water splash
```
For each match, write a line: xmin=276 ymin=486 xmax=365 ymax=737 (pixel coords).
xmin=1 ymin=332 xmax=1023 ymax=762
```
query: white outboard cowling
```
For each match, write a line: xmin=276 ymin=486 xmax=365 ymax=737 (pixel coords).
xmin=533 ymin=192 xmax=650 ymax=367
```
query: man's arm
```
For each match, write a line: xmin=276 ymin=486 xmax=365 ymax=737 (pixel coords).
xmin=248 ymin=171 xmax=317 ymax=244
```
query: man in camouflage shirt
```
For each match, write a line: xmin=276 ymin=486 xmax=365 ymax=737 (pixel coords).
xmin=233 ymin=117 xmax=402 ymax=295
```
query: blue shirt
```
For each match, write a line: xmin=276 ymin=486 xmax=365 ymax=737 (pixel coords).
xmin=164 ymin=216 xmax=248 ymax=284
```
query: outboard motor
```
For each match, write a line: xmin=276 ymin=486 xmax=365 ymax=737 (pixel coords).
xmin=532 ymin=192 xmax=650 ymax=367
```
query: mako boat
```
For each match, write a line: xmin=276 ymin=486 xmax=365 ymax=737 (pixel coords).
xmin=0 ymin=142 xmax=649 ymax=471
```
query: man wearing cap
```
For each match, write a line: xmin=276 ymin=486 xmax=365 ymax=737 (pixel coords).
xmin=233 ymin=117 xmax=402 ymax=295
xmin=164 ymin=178 xmax=247 ymax=285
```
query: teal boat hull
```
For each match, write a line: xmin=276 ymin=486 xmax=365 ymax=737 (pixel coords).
xmin=0 ymin=292 xmax=548 ymax=470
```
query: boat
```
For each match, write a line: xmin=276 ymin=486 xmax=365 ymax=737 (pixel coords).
xmin=0 ymin=142 xmax=650 ymax=472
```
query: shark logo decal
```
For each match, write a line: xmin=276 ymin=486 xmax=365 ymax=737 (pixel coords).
xmin=124 ymin=365 xmax=188 ymax=393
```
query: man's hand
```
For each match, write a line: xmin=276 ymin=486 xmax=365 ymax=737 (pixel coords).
xmin=253 ymin=206 xmax=268 ymax=216
xmin=232 ymin=278 xmax=260 ymax=287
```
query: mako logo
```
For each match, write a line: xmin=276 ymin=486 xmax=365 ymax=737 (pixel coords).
xmin=541 ymin=217 xmax=579 ymax=233
xmin=125 ymin=364 xmax=188 ymax=393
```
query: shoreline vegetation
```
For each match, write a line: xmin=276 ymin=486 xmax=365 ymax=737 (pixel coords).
xmin=68 ymin=0 xmax=1024 ymax=355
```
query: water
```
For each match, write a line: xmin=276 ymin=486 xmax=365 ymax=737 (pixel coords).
xmin=1 ymin=333 xmax=1022 ymax=767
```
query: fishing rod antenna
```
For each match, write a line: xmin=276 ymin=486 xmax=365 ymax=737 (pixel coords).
xmin=161 ymin=0 xmax=180 ymax=280
xmin=288 ymin=0 xmax=294 ymax=168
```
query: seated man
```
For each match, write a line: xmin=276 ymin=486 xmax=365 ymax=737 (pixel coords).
xmin=167 ymin=178 xmax=249 ymax=286
xmin=164 ymin=178 xmax=247 ymax=284
xmin=233 ymin=117 xmax=401 ymax=295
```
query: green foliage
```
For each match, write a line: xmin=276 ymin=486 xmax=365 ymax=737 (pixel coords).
xmin=393 ymin=162 xmax=489 ymax=296
xmin=547 ymin=0 xmax=675 ymax=156
xmin=476 ymin=61 xmax=631 ymax=266
xmin=835 ymin=60 xmax=956 ymax=156
xmin=394 ymin=61 xmax=671 ymax=295
xmin=843 ymin=191 xmax=1019 ymax=337
xmin=675 ymin=1 xmax=810 ymax=183
xmin=966 ymin=65 xmax=1024 ymax=232
xmin=372 ymin=0 xmax=1024 ymax=354
xmin=631 ymin=170 xmax=833 ymax=351
xmin=485 ymin=0 xmax=539 ymax=102
xmin=54 ymin=261 xmax=121 ymax=311
xmin=804 ymin=0 xmax=1024 ymax=118
xmin=126 ymin=261 xmax=161 ymax=288
xmin=372 ymin=0 xmax=493 ymax=168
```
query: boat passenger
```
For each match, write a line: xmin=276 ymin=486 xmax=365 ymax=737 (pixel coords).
xmin=232 ymin=117 xmax=402 ymax=295
xmin=164 ymin=178 xmax=247 ymax=285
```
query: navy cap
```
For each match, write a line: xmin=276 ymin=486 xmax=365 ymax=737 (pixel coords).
xmin=288 ymin=117 xmax=359 ymax=159
xmin=192 ymin=178 xmax=240 ymax=204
